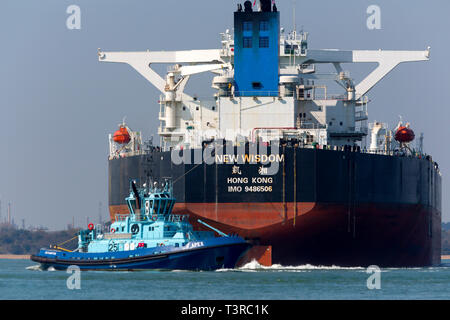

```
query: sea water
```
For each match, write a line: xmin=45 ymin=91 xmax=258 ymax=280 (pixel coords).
xmin=0 ymin=259 xmax=449 ymax=300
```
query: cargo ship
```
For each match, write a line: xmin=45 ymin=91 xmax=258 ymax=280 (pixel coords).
xmin=98 ymin=0 xmax=442 ymax=267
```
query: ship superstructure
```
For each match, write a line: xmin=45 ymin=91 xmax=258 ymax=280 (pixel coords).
xmin=99 ymin=1 xmax=441 ymax=267
xmin=99 ymin=1 xmax=429 ymax=154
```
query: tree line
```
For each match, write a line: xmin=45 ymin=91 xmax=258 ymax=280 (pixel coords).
xmin=0 ymin=223 xmax=449 ymax=255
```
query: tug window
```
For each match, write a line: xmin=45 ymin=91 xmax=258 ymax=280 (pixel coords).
xmin=154 ymin=200 xmax=160 ymax=215
xmin=149 ymin=200 xmax=154 ymax=213
xmin=162 ymin=200 xmax=169 ymax=214
xmin=127 ymin=199 xmax=138 ymax=214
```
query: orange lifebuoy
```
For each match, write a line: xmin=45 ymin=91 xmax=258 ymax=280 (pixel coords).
xmin=88 ymin=223 xmax=94 ymax=231
xmin=151 ymin=215 xmax=158 ymax=221
xmin=110 ymin=228 xmax=115 ymax=233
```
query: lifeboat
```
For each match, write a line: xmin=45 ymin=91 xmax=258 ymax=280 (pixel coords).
xmin=113 ymin=126 xmax=131 ymax=144
xmin=395 ymin=125 xmax=415 ymax=143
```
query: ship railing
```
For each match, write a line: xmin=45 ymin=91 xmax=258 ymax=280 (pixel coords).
xmin=114 ymin=214 xmax=128 ymax=222
xmin=113 ymin=213 xmax=189 ymax=223
xmin=108 ymin=150 xmax=147 ymax=160
xmin=162 ymin=214 xmax=189 ymax=223
xmin=298 ymin=122 xmax=327 ymax=129
xmin=299 ymin=94 xmax=348 ymax=101
xmin=234 ymin=91 xmax=280 ymax=97
xmin=359 ymin=148 xmax=434 ymax=163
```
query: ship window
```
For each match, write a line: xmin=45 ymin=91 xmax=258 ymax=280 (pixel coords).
xmin=260 ymin=20 xmax=269 ymax=31
xmin=252 ymin=82 xmax=262 ymax=89
xmin=329 ymin=122 xmax=333 ymax=126
xmin=243 ymin=21 xmax=252 ymax=31
xmin=285 ymin=44 xmax=298 ymax=55
xmin=175 ymin=243 xmax=179 ymax=247
xmin=243 ymin=37 xmax=252 ymax=48
xmin=259 ymin=36 xmax=269 ymax=48
xmin=340 ymin=121 xmax=343 ymax=126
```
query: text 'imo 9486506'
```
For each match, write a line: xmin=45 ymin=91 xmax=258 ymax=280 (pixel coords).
xmin=99 ymin=1 xmax=441 ymax=267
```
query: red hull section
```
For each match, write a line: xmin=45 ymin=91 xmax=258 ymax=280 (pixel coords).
xmin=110 ymin=201 xmax=441 ymax=267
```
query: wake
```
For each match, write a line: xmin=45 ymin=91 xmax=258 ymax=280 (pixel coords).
xmin=216 ymin=260 xmax=365 ymax=272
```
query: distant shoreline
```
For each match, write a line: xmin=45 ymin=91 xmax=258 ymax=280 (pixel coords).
xmin=0 ymin=254 xmax=30 ymax=260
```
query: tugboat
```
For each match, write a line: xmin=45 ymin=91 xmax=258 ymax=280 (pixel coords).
xmin=31 ymin=180 xmax=250 ymax=271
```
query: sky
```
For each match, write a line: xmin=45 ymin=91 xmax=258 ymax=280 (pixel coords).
xmin=0 ymin=0 xmax=449 ymax=230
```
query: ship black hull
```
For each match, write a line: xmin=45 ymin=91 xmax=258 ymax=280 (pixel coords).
xmin=108 ymin=147 xmax=442 ymax=267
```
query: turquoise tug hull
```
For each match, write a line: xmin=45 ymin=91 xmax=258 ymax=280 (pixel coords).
xmin=31 ymin=236 xmax=250 ymax=271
